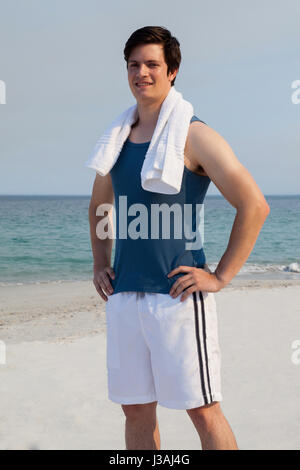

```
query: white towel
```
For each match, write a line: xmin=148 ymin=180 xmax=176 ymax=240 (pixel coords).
xmin=84 ymin=86 xmax=194 ymax=194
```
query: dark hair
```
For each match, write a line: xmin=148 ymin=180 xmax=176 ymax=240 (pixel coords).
xmin=123 ymin=26 xmax=181 ymax=86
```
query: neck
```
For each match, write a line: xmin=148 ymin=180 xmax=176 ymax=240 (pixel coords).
xmin=135 ymin=88 xmax=171 ymax=128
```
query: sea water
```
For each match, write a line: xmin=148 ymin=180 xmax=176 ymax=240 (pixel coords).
xmin=0 ymin=195 xmax=299 ymax=285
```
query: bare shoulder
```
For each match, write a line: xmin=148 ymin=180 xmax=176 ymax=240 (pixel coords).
xmin=186 ymin=121 xmax=268 ymax=209
xmin=184 ymin=120 xmax=209 ymax=176
xmin=90 ymin=172 xmax=114 ymax=206
xmin=185 ymin=121 xmax=242 ymax=178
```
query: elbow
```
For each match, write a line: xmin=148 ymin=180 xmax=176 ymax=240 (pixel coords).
xmin=260 ymin=199 xmax=270 ymax=218
xmin=255 ymin=198 xmax=270 ymax=223
xmin=237 ymin=197 xmax=270 ymax=220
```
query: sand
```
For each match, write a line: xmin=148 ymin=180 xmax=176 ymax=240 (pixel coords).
xmin=1 ymin=278 xmax=300 ymax=450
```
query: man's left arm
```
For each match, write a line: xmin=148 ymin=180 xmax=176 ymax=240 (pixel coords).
xmin=192 ymin=123 xmax=270 ymax=289
xmin=168 ymin=123 xmax=270 ymax=298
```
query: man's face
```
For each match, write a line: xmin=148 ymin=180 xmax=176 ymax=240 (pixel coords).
xmin=127 ymin=43 xmax=177 ymax=102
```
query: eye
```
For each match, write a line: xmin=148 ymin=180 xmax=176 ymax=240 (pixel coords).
xmin=129 ymin=63 xmax=158 ymax=67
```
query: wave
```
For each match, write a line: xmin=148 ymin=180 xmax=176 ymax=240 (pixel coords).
xmin=208 ymin=262 xmax=300 ymax=274
xmin=0 ymin=278 xmax=91 ymax=287
xmin=282 ymin=262 xmax=300 ymax=273
xmin=1 ymin=262 xmax=300 ymax=286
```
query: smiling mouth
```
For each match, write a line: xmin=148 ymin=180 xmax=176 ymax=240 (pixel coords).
xmin=136 ymin=83 xmax=153 ymax=88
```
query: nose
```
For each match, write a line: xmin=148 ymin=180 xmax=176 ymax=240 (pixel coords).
xmin=135 ymin=63 xmax=150 ymax=78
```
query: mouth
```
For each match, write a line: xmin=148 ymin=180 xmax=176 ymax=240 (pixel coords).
xmin=135 ymin=82 xmax=153 ymax=88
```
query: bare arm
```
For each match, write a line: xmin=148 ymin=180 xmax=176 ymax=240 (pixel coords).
xmin=89 ymin=172 xmax=115 ymax=301
xmin=188 ymin=123 xmax=270 ymax=289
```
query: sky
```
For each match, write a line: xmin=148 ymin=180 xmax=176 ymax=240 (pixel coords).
xmin=0 ymin=0 xmax=299 ymax=196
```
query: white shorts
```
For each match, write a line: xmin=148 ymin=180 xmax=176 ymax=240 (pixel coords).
xmin=105 ymin=290 xmax=223 ymax=410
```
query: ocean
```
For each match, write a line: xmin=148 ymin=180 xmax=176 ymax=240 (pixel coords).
xmin=0 ymin=195 xmax=299 ymax=285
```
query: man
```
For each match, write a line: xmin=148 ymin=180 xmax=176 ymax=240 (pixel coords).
xmin=88 ymin=26 xmax=270 ymax=450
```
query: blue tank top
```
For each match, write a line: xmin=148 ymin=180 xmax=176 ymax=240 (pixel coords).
xmin=110 ymin=115 xmax=211 ymax=294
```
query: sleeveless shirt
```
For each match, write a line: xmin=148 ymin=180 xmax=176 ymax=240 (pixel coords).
xmin=109 ymin=115 xmax=211 ymax=294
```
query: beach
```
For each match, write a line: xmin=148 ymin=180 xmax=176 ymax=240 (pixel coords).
xmin=1 ymin=278 xmax=300 ymax=450
xmin=1 ymin=0 xmax=300 ymax=452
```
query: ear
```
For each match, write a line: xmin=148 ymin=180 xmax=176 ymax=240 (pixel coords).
xmin=169 ymin=68 xmax=178 ymax=82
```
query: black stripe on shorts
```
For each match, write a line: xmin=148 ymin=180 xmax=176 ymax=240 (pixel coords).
xmin=192 ymin=291 xmax=213 ymax=404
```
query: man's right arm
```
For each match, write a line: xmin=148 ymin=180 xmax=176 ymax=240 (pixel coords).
xmin=89 ymin=172 xmax=115 ymax=301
